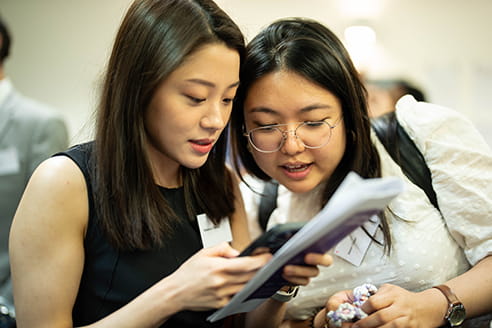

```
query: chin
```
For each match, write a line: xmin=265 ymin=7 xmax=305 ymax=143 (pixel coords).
xmin=183 ymin=158 xmax=208 ymax=169
xmin=281 ymin=180 xmax=318 ymax=194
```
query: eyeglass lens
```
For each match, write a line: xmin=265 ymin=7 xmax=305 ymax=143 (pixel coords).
xmin=249 ymin=121 xmax=333 ymax=152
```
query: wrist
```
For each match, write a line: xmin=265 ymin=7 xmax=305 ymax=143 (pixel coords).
xmin=432 ymin=285 xmax=466 ymax=327
xmin=419 ymin=288 xmax=451 ymax=327
xmin=157 ymin=275 xmax=188 ymax=314
xmin=119 ymin=279 xmax=183 ymax=327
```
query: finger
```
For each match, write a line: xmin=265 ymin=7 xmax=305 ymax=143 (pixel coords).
xmin=215 ymin=282 xmax=250 ymax=298
xmin=281 ymin=275 xmax=309 ymax=286
xmin=354 ymin=307 xmax=397 ymax=328
xmin=190 ymin=295 xmax=232 ymax=311
xmin=283 ymin=263 xmax=320 ymax=279
xmin=326 ymin=290 xmax=353 ymax=310
xmin=222 ymin=252 xmax=272 ymax=273
xmin=203 ymin=241 xmax=240 ymax=258
xmin=203 ymin=271 xmax=256 ymax=298
xmin=304 ymin=252 xmax=333 ymax=266
xmin=249 ymin=246 xmax=271 ymax=256
xmin=360 ymin=292 xmax=391 ymax=314
xmin=281 ymin=264 xmax=319 ymax=286
xmin=354 ymin=297 xmax=399 ymax=328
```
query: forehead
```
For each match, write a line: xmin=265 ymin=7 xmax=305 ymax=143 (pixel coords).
xmin=168 ymin=43 xmax=240 ymax=83
xmin=244 ymin=70 xmax=342 ymax=117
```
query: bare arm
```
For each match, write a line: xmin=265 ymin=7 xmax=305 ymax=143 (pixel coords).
xmin=429 ymin=255 xmax=492 ymax=325
xmin=10 ymin=158 xmax=272 ymax=328
xmin=10 ymin=156 xmax=87 ymax=328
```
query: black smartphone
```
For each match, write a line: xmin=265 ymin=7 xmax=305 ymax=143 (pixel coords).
xmin=240 ymin=221 xmax=305 ymax=256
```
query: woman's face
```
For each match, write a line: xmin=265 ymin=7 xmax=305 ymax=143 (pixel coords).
xmin=145 ymin=43 xmax=240 ymax=186
xmin=244 ymin=70 xmax=346 ymax=193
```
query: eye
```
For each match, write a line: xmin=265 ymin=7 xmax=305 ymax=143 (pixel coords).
xmin=222 ymin=98 xmax=234 ymax=105
xmin=256 ymin=122 xmax=278 ymax=128
xmin=253 ymin=124 xmax=280 ymax=134
xmin=304 ymin=120 xmax=325 ymax=127
xmin=186 ymin=95 xmax=206 ymax=104
xmin=302 ymin=120 xmax=328 ymax=131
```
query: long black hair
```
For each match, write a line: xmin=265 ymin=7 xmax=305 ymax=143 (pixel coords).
xmin=95 ymin=0 xmax=245 ymax=250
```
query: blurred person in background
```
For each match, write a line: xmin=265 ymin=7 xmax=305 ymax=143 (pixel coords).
xmin=366 ymin=78 xmax=426 ymax=117
xmin=0 ymin=13 xmax=68 ymax=317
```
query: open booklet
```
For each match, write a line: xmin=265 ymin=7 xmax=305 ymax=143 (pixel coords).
xmin=207 ymin=172 xmax=404 ymax=322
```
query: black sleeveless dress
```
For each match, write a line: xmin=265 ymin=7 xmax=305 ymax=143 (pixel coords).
xmin=56 ymin=142 xmax=224 ymax=327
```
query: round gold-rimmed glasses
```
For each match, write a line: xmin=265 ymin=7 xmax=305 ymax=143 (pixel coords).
xmin=244 ymin=118 xmax=342 ymax=153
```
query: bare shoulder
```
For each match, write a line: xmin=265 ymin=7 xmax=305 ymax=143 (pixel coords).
xmin=25 ymin=155 xmax=88 ymax=210
xmin=33 ymin=154 xmax=85 ymax=182
xmin=11 ymin=155 xmax=89 ymax=239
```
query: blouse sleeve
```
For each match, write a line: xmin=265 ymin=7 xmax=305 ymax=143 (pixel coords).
xmin=395 ymin=95 xmax=492 ymax=265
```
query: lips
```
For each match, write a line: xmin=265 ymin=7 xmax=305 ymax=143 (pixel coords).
xmin=192 ymin=139 xmax=213 ymax=146
xmin=281 ymin=162 xmax=311 ymax=172
xmin=280 ymin=162 xmax=313 ymax=180
xmin=189 ymin=139 xmax=214 ymax=155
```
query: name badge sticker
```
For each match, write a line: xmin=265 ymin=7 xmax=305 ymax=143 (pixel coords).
xmin=334 ymin=215 xmax=380 ymax=266
xmin=0 ymin=147 xmax=20 ymax=175
xmin=197 ymin=214 xmax=233 ymax=248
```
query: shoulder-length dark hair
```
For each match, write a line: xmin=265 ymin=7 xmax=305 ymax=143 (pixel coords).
xmin=230 ymin=18 xmax=391 ymax=249
xmin=94 ymin=0 xmax=245 ymax=250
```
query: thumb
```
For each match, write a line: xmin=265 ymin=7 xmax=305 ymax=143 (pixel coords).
xmin=203 ymin=242 xmax=240 ymax=258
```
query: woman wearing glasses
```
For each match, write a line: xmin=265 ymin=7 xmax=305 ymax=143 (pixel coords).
xmin=231 ymin=18 xmax=492 ymax=328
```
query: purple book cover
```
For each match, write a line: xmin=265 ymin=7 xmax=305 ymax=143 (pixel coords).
xmin=244 ymin=209 xmax=379 ymax=301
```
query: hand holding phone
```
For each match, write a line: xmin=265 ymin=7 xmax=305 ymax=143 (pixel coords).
xmin=240 ymin=222 xmax=305 ymax=257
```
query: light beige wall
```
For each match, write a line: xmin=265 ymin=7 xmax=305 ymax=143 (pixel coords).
xmin=1 ymin=0 xmax=132 ymax=143
xmin=2 ymin=0 xmax=492 ymax=145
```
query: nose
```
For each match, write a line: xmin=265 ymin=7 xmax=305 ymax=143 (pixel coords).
xmin=280 ymin=129 xmax=305 ymax=155
xmin=201 ymin=102 xmax=227 ymax=131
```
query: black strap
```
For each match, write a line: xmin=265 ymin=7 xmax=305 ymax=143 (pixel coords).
xmin=370 ymin=112 xmax=439 ymax=211
xmin=257 ymin=112 xmax=440 ymax=231
xmin=258 ymin=181 xmax=279 ymax=231
xmin=0 ymin=310 xmax=15 ymax=328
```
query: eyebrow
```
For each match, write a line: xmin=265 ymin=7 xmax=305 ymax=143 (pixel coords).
xmin=249 ymin=103 xmax=334 ymax=115
xmin=185 ymin=78 xmax=240 ymax=89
